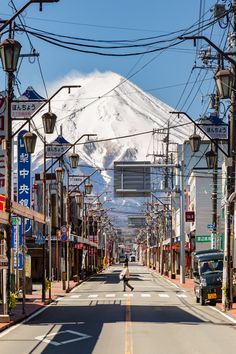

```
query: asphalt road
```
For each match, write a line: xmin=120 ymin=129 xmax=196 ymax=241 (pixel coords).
xmin=0 ymin=264 xmax=236 ymax=354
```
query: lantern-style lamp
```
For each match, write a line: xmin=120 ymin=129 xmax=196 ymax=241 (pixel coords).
xmin=42 ymin=112 xmax=57 ymax=134
xmin=214 ymin=69 xmax=233 ymax=99
xmin=189 ymin=131 xmax=201 ymax=153
xmin=75 ymin=191 xmax=83 ymax=206
xmin=55 ymin=166 xmax=65 ymax=183
xmin=23 ymin=131 xmax=37 ymax=154
xmin=205 ymin=149 xmax=217 ymax=169
xmin=85 ymin=181 xmax=93 ymax=195
xmin=69 ymin=147 xmax=79 ymax=168
xmin=0 ymin=38 xmax=22 ymax=72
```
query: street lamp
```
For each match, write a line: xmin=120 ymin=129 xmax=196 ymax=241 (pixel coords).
xmin=23 ymin=131 xmax=37 ymax=154
xmin=42 ymin=112 xmax=57 ymax=134
xmin=205 ymin=149 xmax=217 ymax=169
xmin=214 ymin=69 xmax=233 ymax=99
xmin=189 ymin=129 xmax=201 ymax=153
xmin=0 ymin=39 xmax=22 ymax=72
xmin=55 ymin=166 xmax=65 ymax=184
xmin=85 ymin=181 xmax=93 ymax=195
xmin=69 ymin=147 xmax=79 ymax=169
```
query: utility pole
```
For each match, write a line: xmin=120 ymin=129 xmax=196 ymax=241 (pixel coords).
xmin=222 ymin=1 xmax=236 ymax=310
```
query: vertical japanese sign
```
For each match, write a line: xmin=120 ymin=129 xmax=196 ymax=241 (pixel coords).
xmin=17 ymin=130 xmax=32 ymax=236
xmin=11 ymin=217 xmax=23 ymax=270
xmin=0 ymin=91 xmax=6 ymax=195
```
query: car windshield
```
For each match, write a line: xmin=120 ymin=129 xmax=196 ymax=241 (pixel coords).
xmin=200 ymin=259 xmax=223 ymax=274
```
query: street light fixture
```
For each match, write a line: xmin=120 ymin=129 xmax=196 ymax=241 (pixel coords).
xmin=0 ymin=38 xmax=22 ymax=72
xmin=42 ymin=111 xmax=57 ymax=134
xmin=189 ymin=128 xmax=201 ymax=153
xmin=214 ymin=69 xmax=233 ymax=99
xmin=69 ymin=147 xmax=79 ymax=169
xmin=205 ymin=149 xmax=217 ymax=169
xmin=85 ymin=181 xmax=93 ymax=195
xmin=23 ymin=131 xmax=37 ymax=154
xmin=55 ymin=166 xmax=65 ymax=183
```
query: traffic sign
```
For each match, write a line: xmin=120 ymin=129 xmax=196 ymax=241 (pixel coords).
xmin=35 ymin=232 xmax=45 ymax=245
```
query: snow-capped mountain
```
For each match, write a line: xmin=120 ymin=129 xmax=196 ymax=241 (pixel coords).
xmin=21 ymin=71 xmax=192 ymax=229
xmin=30 ymin=71 xmax=190 ymax=173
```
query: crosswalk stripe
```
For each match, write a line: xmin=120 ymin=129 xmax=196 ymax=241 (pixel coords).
xmin=158 ymin=294 xmax=169 ymax=298
xmin=176 ymin=294 xmax=187 ymax=298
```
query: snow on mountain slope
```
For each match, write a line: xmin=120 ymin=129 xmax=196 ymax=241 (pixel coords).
xmin=27 ymin=71 xmax=192 ymax=228
xmin=31 ymin=70 xmax=191 ymax=172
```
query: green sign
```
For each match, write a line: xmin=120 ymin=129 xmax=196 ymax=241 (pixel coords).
xmin=196 ymin=235 xmax=211 ymax=242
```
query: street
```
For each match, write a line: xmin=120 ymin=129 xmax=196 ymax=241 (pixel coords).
xmin=0 ymin=264 xmax=236 ymax=354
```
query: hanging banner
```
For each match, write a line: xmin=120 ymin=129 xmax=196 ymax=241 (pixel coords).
xmin=0 ymin=91 xmax=6 ymax=195
xmin=17 ymin=130 xmax=32 ymax=237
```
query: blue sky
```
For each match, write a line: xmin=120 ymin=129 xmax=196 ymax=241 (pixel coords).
xmin=0 ymin=1 xmax=225 ymax=119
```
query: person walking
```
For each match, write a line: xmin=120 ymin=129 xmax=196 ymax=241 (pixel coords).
xmin=120 ymin=262 xmax=134 ymax=292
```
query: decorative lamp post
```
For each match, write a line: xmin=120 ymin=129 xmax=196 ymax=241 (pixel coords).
xmin=189 ymin=128 xmax=201 ymax=153
xmin=42 ymin=112 xmax=57 ymax=134
xmin=23 ymin=131 xmax=37 ymax=154
xmin=69 ymin=147 xmax=79 ymax=168
xmin=55 ymin=166 xmax=65 ymax=183
xmin=205 ymin=149 xmax=217 ymax=169
xmin=85 ymin=181 xmax=93 ymax=195
xmin=214 ymin=69 xmax=233 ymax=99
xmin=0 ymin=38 xmax=22 ymax=72
xmin=75 ymin=191 xmax=83 ymax=206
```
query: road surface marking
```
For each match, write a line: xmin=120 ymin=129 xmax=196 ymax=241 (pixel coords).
xmin=70 ymin=295 xmax=81 ymax=298
xmin=209 ymin=306 xmax=236 ymax=324
xmin=35 ymin=330 xmax=91 ymax=346
xmin=88 ymin=294 xmax=98 ymax=298
xmin=125 ymin=296 xmax=133 ymax=354
xmin=141 ymin=294 xmax=151 ymax=297
xmin=158 ymin=294 xmax=169 ymax=298
xmin=105 ymin=294 xmax=116 ymax=297
xmin=123 ymin=294 xmax=133 ymax=297
xmin=177 ymin=294 xmax=187 ymax=298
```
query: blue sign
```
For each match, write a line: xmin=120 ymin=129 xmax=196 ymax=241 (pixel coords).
xmin=35 ymin=232 xmax=45 ymax=245
xmin=17 ymin=130 xmax=32 ymax=236
xmin=207 ymin=224 xmax=214 ymax=230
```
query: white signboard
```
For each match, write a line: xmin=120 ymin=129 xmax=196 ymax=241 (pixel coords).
xmin=46 ymin=144 xmax=69 ymax=158
xmin=199 ymin=123 xmax=228 ymax=140
xmin=84 ymin=195 xmax=97 ymax=204
xmin=69 ymin=176 xmax=85 ymax=186
xmin=11 ymin=101 xmax=43 ymax=118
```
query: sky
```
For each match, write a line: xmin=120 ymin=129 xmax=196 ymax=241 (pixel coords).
xmin=0 ymin=0 xmax=224 ymax=121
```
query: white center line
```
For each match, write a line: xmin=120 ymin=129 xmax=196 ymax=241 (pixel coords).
xmin=177 ymin=294 xmax=187 ymax=298
xmin=88 ymin=294 xmax=98 ymax=298
xmin=123 ymin=294 xmax=133 ymax=297
xmin=105 ymin=294 xmax=116 ymax=297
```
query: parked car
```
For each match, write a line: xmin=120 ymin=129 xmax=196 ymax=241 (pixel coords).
xmin=193 ymin=250 xmax=223 ymax=305
xmin=130 ymin=255 xmax=136 ymax=262
xmin=119 ymin=255 xmax=126 ymax=263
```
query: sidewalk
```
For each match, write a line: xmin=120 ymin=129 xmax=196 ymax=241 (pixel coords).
xmin=160 ymin=271 xmax=236 ymax=319
xmin=0 ymin=279 xmax=79 ymax=333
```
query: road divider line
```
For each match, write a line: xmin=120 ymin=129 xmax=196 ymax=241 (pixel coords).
xmin=125 ymin=296 xmax=133 ymax=354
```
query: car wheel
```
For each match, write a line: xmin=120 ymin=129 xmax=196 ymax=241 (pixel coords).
xmin=200 ymin=292 xmax=205 ymax=306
